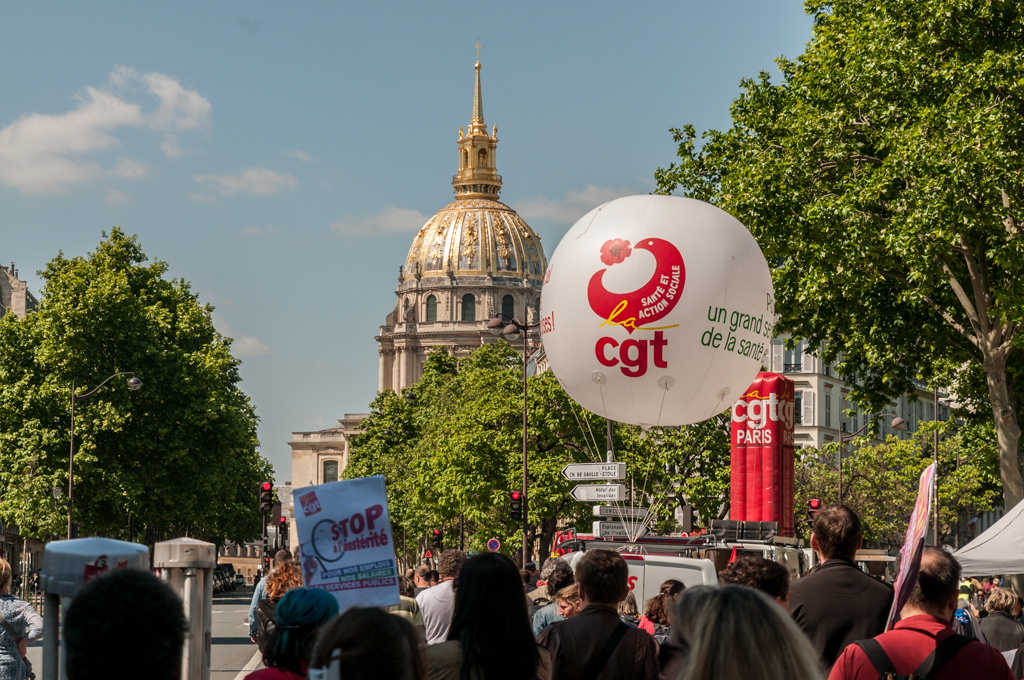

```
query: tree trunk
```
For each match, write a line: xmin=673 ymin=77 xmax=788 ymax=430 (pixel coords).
xmin=538 ymin=516 xmax=558 ymax=561
xmin=982 ymin=347 xmax=1023 ymax=509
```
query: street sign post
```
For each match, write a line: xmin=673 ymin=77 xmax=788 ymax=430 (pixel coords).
xmin=570 ymin=484 xmax=626 ymax=502
xmin=592 ymin=521 xmax=650 ymax=539
xmin=592 ymin=505 xmax=649 ymax=519
xmin=486 ymin=538 xmax=500 ymax=552
xmin=561 ymin=463 xmax=626 ymax=481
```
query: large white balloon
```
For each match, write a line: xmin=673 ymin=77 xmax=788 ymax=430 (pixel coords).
xmin=540 ymin=195 xmax=775 ymax=426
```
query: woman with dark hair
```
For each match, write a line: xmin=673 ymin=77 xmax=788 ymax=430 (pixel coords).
xmin=639 ymin=580 xmax=684 ymax=635
xmin=426 ymin=552 xmax=550 ymax=680
xmin=308 ymin=606 xmax=426 ymax=680
xmin=246 ymin=587 xmax=339 ymax=679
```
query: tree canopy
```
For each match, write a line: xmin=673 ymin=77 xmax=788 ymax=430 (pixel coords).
xmin=345 ymin=344 xmax=732 ymax=564
xmin=0 ymin=229 xmax=272 ymax=544
xmin=656 ymin=0 xmax=1024 ymax=507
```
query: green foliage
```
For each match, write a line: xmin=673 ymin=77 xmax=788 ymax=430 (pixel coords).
xmin=0 ymin=229 xmax=272 ymax=543
xmin=346 ymin=344 xmax=733 ymax=563
xmin=656 ymin=0 xmax=1024 ymax=504
xmin=795 ymin=422 xmax=1000 ymax=546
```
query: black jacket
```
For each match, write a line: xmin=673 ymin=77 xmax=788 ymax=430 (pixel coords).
xmin=789 ymin=558 xmax=894 ymax=671
xmin=980 ymin=611 xmax=1024 ymax=652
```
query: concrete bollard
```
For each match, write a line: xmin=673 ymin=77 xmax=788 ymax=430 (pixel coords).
xmin=154 ymin=538 xmax=215 ymax=680
xmin=39 ymin=537 xmax=150 ymax=680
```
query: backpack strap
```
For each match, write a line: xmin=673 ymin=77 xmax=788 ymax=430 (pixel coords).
xmin=912 ymin=634 xmax=972 ymax=678
xmin=854 ymin=639 xmax=898 ymax=676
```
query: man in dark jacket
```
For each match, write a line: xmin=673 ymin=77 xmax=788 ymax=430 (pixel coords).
xmin=789 ymin=504 xmax=894 ymax=671
xmin=537 ymin=549 xmax=659 ymax=680
xmin=979 ymin=587 xmax=1024 ymax=652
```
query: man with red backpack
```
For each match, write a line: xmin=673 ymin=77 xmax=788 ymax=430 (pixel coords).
xmin=829 ymin=547 xmax=1011 ymax=680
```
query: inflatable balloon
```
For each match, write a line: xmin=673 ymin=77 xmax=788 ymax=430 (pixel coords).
xmin=540 ymin=195 xmax=775 ymax=427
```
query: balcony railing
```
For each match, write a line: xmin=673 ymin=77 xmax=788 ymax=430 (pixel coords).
xmin=783 ymin=363 xmax=802 ymax=373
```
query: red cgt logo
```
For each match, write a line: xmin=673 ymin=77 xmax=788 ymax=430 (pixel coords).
xmin=587 ymin=238 xmax=685 ymax=334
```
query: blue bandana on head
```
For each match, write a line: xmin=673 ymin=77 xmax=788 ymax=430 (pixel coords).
xmin=954 ymin=609 xmax=971 ymax=625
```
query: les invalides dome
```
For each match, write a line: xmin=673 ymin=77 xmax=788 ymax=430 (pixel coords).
xmin=376 ymin=58 xmax=547 ymax=393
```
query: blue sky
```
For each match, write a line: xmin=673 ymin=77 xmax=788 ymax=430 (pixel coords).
xmin=1 ymin=2 xmax=813 ymax=481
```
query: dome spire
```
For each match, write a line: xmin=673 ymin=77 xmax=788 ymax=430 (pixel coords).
xmin=453 ymin=50 xmax=501 ymax=201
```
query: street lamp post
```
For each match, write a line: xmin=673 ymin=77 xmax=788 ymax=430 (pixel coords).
xmin=488 ymin=313 xmax=539 ymax=569
xmin=68 ymin=372 xmax=142 ymax=539
xmin=838 ymin=414 xmax=905 ymax=501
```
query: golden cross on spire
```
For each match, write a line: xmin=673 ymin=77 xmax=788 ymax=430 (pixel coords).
xmin=474 ymin=40 xmax=483 ymax=62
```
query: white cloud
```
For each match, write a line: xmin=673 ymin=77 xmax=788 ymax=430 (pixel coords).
xmin=160 ymin=134 xmax=194 ymax=158
xmin=0 ymin=67 xmax=210 ymax=195
xmin=104 ymin=188 xmax=130 ymax=205
xmin=234 ymin=336 xmax=271 ymax=356
xmin=330 ymin=206 xmax=428 ymax=237
xmin=240 ymin=225 xmax=282 ymax=236
xmin=285 ymin=150 xmax=314 ymax=162
xmin=515 ymin=185 xmax=636 ymax=225
xmin=110 ymin=157 xmax=146 ymax=179
xmin=192 ymin=167 xmax=298 ymax=198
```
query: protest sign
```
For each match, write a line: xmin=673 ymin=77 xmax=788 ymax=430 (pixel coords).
xmin=294 ymin=475 xmax=400 ymax=610
xmin=885 ymin=462 xmax=936 ymax=631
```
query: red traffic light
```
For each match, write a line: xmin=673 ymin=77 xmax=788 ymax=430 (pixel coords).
xmin=432 ymin=529 xmax=441 ymax=537
xmin=261 ymin=482 xmax=273 ymax=491
xmin=278 ymin=516 xmax=287 ymax=525
xmin=809 ymin=498 xmax=821 ymax=510
xmin=511 ymin=491 xmax=522 ymax=501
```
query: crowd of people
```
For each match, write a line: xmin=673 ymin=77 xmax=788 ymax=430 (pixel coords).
xmin=3 ymin=502 xmax=1024 ymax=679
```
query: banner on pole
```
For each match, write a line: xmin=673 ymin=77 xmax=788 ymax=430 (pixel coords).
xmin=886 ymin=462 xmax=936 ymax=631
xmin=294 ymin=475 xmax=399 ymax=610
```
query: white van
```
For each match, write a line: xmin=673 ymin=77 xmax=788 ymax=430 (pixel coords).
xmin=563 ymin=550 xmax=718 ymax=607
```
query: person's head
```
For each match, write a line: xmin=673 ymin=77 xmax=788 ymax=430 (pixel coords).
xmin=659 ymin=579 xmax=685 ymax=600
xmin=556 ymin=583 xmax=582 ymax=619
xmin=311 ymin=606 xmax=425 ymax=680
xmin=525 ymin=561 xmax=537 ymax=573
xmin=1016 ymin=596 xmax=1023 ymax=617
xmin=520 ymin=569 xmax=532 ymax=585
xmin=398 ymin=575 xmax=416 ymax=598
xmin=717 ymin=555 xmax=791 ymax=610
xmin=447 ymin=552 xmax=540 ymax=680
xmin=430 ymin=570 xmax=440 ymax=586
xmin=414 ymin=565 xmax=431 ymax=586
xmin=404 ymin=568 xmax=415 ymax=581
xmin=545 ymin=560 xmax=575 ymax=598
xmin=672 ymin=586 xmax=821 ymax=680
xmin=985 ymin=587 xmax=1018 ymax=616
xmin=644 ymin=593 xmax=671 ymax=625
xmin=0 ymin=558 xmax=10 ymax=594
xmin=903 ymin=547 xmax=961 ymax=621
xmin=957 ymin=597 xmax=970 ymax=612
xmin=437 ymin=549 xmax=467 ymax=580
xmin=810 ymin=504 xmax=862 ymax=561
xmin=984 ymin=577 xmax=992 ymax=584
xmin=65 ymin=569 xmax=187 ymax=680
xmin=263 ymin=587 xmax=339 ymax=674
xmin=292 ymin=547 xmax=301 ymax=562
xmin=267 ymin=561 xmax=303 ymax=600
xmin=618 ymin=590 xmax=639 ymax=617
xmin=274 ymin=549 xmax=292 ymax=568
xmin=576 ymin=549 xmax=629 ymax=607
xmin=539 ymin=556 xmax=566 ymax=581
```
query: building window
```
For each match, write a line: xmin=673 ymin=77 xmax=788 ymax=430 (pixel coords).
xmin=462 ymin=294 xmax=476 ymax=322
xmin=783 ymin=340 xmax=803 ymax=372
xmin=323 ymin=460 xmax=339 ymax=484
xmin=825 ymin=393 xmax=832 ymax=428
xmin=502 ymin=295 xmax=514 ymax=321
xmin=426 ymin=295 xmax=437 ymax=322
xmin=795 ymin=392 xmax=802 ymax=424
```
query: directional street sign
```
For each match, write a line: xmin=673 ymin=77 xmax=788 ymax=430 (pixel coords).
xmin=571 ymin=484 xmax=626 ymax=502
xmin=561 ymin=463 xmax=626 ymax=481
xmin=592 ymin=505 xmax=649 ymax=519
xmin=592 ymin=521 xmax=650 ymax=539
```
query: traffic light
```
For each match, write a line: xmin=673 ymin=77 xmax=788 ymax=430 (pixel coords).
xmin=510 ymin=491 xmax=524 ymax=521
xmin=278 ymin=515 xmax=288 ymax=528
xmin=259 ymin=482 xmax=273 ymax=513
xmin=808 ymin=498 xmax=822 ymax=520
xmin=431 ymin=529 xmax=443 ymax=550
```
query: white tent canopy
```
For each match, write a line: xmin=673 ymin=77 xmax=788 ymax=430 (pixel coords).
xmin=954 ymin=501 xmax=1024 ymax=576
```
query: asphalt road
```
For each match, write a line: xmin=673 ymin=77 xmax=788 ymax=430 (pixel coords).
xmin=25 ymin=583 xmax=264 ymax=679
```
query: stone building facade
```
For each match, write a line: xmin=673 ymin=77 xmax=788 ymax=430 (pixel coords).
xmin=0 ymin=263 xmax=37 ymax=319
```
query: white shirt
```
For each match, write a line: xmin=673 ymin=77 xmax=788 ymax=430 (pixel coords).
xmin=416 ymin=580 xmax=456 ymax=644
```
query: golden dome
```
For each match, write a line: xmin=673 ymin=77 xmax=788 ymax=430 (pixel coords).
xmin=403 ymin=198 xmax=546 ymax=281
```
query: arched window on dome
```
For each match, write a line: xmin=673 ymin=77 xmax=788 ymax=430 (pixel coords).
xmin=426 ymin=295 xmax=437 ymax=323
xmin=502 ymin=294 xmax=515 ymax=322
xmin=462 ymin=294 xmax=476 ymax=322
xmin=478 ymin=148 xmax=488 ymax=168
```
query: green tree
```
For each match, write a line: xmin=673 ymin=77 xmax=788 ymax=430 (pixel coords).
xmin=0 ymin=229 xmax=272 ymax=544
xmin=795 ymin=422 xmax=1000 ymax=546
xmin=656 ymin=0 xmax=1024 ymax=508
